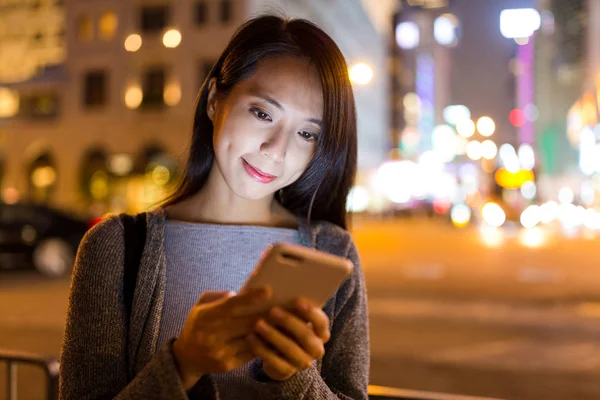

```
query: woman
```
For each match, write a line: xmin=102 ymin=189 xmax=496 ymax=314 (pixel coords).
xmin=59 ymin=14 xmax=369 ymax=399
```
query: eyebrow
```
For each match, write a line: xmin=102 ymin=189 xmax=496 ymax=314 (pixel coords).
xmin=250 ymin=91 xmax=323 ymax=129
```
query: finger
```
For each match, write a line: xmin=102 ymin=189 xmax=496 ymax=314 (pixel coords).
xmin=295 ymin=298 xmax=331 ymax=343
xmin=254 ymin=319 xmax=313 ymax=370
xmin=211 ymin=339 xmax=254 ymax=372
xmin=225 ymin=288 xmax=273 ymax=317
xmin=247 ymin=333 xmax=298 ymax=376
xmin=222 ymin=337 xmax=252 ymax=357
xmin=197 ymin=290 xmax=236 ymax=305
xmin=199 ymin=288 xmax=270 ymax=318
xmin=218 ymin=317 xmax=260 ymax=341
xmin=207 ymin=337 xmax=249 ymax=359
xmin=267 ymin=307 xmax=326 ymax=360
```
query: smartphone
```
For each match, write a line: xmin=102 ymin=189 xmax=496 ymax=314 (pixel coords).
xmin=240 ymin=242 xmax=354 ymax=309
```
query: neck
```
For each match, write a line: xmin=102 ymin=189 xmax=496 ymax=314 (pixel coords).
xmin=167 ymin=165 xmax=296 ymax=228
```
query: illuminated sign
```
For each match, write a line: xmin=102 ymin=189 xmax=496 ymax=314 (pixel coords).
xmin=494 ymin=168 xmax=535 ymax=189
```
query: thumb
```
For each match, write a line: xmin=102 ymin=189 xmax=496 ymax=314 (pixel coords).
xmin=197 ymin=290 xmax=236 ymax=305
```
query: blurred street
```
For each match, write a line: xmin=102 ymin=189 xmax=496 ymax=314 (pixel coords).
xmin=3 ymin=218 xmax=600 ymax=399
xmin=1 ymin=0 xmax=600 ymax=399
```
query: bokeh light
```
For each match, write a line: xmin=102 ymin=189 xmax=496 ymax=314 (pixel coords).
xmin=434 ymin=14 xmax=459 ymax=47
xmin=125 ymin=85 xmax=143 ymax=109
xmin=456 ymin=119 xmax=476 ymax=138
xmin=509 ymin=109 xmax=525 ymax=127
xmin=518 ymin=144 xmax=535 ymax=170
xmin=396 ymin=21 xmax=420 ymax=49
xmin=482 ymin=202 xmax=506 ymax=227
xmin=520 ymin=205 xmax=541 ymax=228
xmin=521 ymin=180 xmax=537 ymax=199
xmin=465 ymin=140 xmax=482 ymax=160
xmin=349 ymin=63 xmax=374 ymax=85
xmin=481 ymin=140 xmax=498 ymax=160
xmin=163 ymin=82 xmax=182 ymax=106
xmin=558 ymin=187 xmax=574 ymax=205
xmin=347 ymin=186 xmax=370 ymax=213
xmin=451 ymin=204 xmax=471 ymax=227
xmin=477 ymin=116 xmax=496 ymax=137
xmin=125 ymin=34 xmax=142 ymax=52
xmin=432 ymin=124 xmax=458 ymax=162
xmin=519 ymin=227 xmax=546 ymax=248
xmin=163 ymin=29 xmax=182 ymax=48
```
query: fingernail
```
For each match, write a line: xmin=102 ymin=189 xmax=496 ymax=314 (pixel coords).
xmin=256 ymin=319 xmax=267 ymax=331
xmin=270 ymin=307 xmax=284 ymax=319
xmin=297 ymin=299 xmax=309 ymax=312
xmin=255 ymin=287 xmax=270 ymax=299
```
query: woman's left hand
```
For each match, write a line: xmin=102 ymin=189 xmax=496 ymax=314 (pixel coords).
xmin=247 ymin=298 xmax=331 ymax=381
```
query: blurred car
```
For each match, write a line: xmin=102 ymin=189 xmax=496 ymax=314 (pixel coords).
xmin=0 ymin=203 xmax=89 ymax=277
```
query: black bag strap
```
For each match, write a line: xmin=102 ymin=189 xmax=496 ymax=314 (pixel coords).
xmin=120 ymin=212 xmax=147 ymax=321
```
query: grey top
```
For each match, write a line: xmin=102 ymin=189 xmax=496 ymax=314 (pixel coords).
xmin=158 ymin=221 xmax=300 ymax=373
xmin=59 ymin=208 xmax=369 ymax=400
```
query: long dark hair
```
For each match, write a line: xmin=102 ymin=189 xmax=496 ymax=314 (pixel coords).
xmin=162 ymin=15 xmax=357 ymax=229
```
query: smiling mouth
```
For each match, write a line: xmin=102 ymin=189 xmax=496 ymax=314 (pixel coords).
xmin=242 ymin=159 xmax=277 ymax=183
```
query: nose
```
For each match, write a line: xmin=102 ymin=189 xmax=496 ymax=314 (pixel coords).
xmin=260 ymin=128 xmax=289 ymax=162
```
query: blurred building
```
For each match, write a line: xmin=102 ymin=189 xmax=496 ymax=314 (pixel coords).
xmin=533 ymin=0 xmax=594 ymax=201
xmin=0 ymin=0 xmax=389 ymax=217
xmin=533 ymin=0 xmax=584 ymax=178
xmin=0 ymin=0 xmax=66 ymax=83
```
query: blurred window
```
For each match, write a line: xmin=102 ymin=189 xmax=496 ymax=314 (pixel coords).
xmin=0 ymin=88 xmax=19 ymax=118
xmin=80 ymin=148 xmax=110 ymax=204
xmin=20 ymin=93 xmax=60 ymax=119
xmin=28 ymin=152 xmax=57 ymax=204
xmin=77 ymin=14 xmax=94 ymax=41
xmin=195 ymin=1 xmax=207 ymax=26
xmin=140 ymin=5 xmax=169 ymax=33
xmin=141 ymin=66 xmax=166 ymax=109
xmin=99 ymin=11 xmax=118 ymax=40
xmin=83 ymin=71 xmax=108 ymax=108
xmin=219 ymin=0 xmax=231 ymax=23
xmin=0 ymin=204 xmax=37 ymax=224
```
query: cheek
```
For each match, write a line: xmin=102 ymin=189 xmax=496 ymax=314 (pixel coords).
xmin=213 ymin=120 xmax=248 ymax=156
xmin=286 ymin=145 xmax=315 ymax=177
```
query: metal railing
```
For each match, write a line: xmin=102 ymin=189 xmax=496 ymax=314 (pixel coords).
xmin=0 ymin=349 xmax=59 ymax=400
xmin=0 ymin=350 xmax=504 ymax=400
xmin=368 ymin=385 xmax=505 ymax=400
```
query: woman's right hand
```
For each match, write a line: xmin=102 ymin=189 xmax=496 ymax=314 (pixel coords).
xmin=172 ymin=288 xmax=272 ymax=390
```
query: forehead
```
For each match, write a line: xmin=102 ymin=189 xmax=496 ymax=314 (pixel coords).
xmin=235 ymin=56 xmax=324 ymax=115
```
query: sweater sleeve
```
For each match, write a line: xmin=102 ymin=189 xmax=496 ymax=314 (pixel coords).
xmin=241 ymin=233 xmax=370 ymax=399
xmin=58 ymin=216 xmax=217 ymax=400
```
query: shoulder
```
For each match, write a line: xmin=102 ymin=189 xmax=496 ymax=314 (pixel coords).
xmin=78 ymin=214 xmax=124 ymax=256
xmin=310 ymin=220 xmax=355 ymax=258
xmin=72 ymin=214 xmax=126 ymax=282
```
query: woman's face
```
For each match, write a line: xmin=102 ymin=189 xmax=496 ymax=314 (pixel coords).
xmin=207 ymin=56 xmax=324 ymax=201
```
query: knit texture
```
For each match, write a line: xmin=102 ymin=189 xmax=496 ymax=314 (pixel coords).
xmin=59 ymin=208 xmax=369 ymax=399
xmin=158 ymin=221 xmax=300 ymax=350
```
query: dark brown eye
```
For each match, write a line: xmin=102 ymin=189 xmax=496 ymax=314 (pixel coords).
xmin=251 ymin=107 xmax=272 ymax=122
xmin=298 ymin=131 xmax=317 ymax=141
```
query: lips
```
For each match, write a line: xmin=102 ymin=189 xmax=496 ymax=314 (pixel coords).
xmin=242 ymin=159 xmax=276 ymax=184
